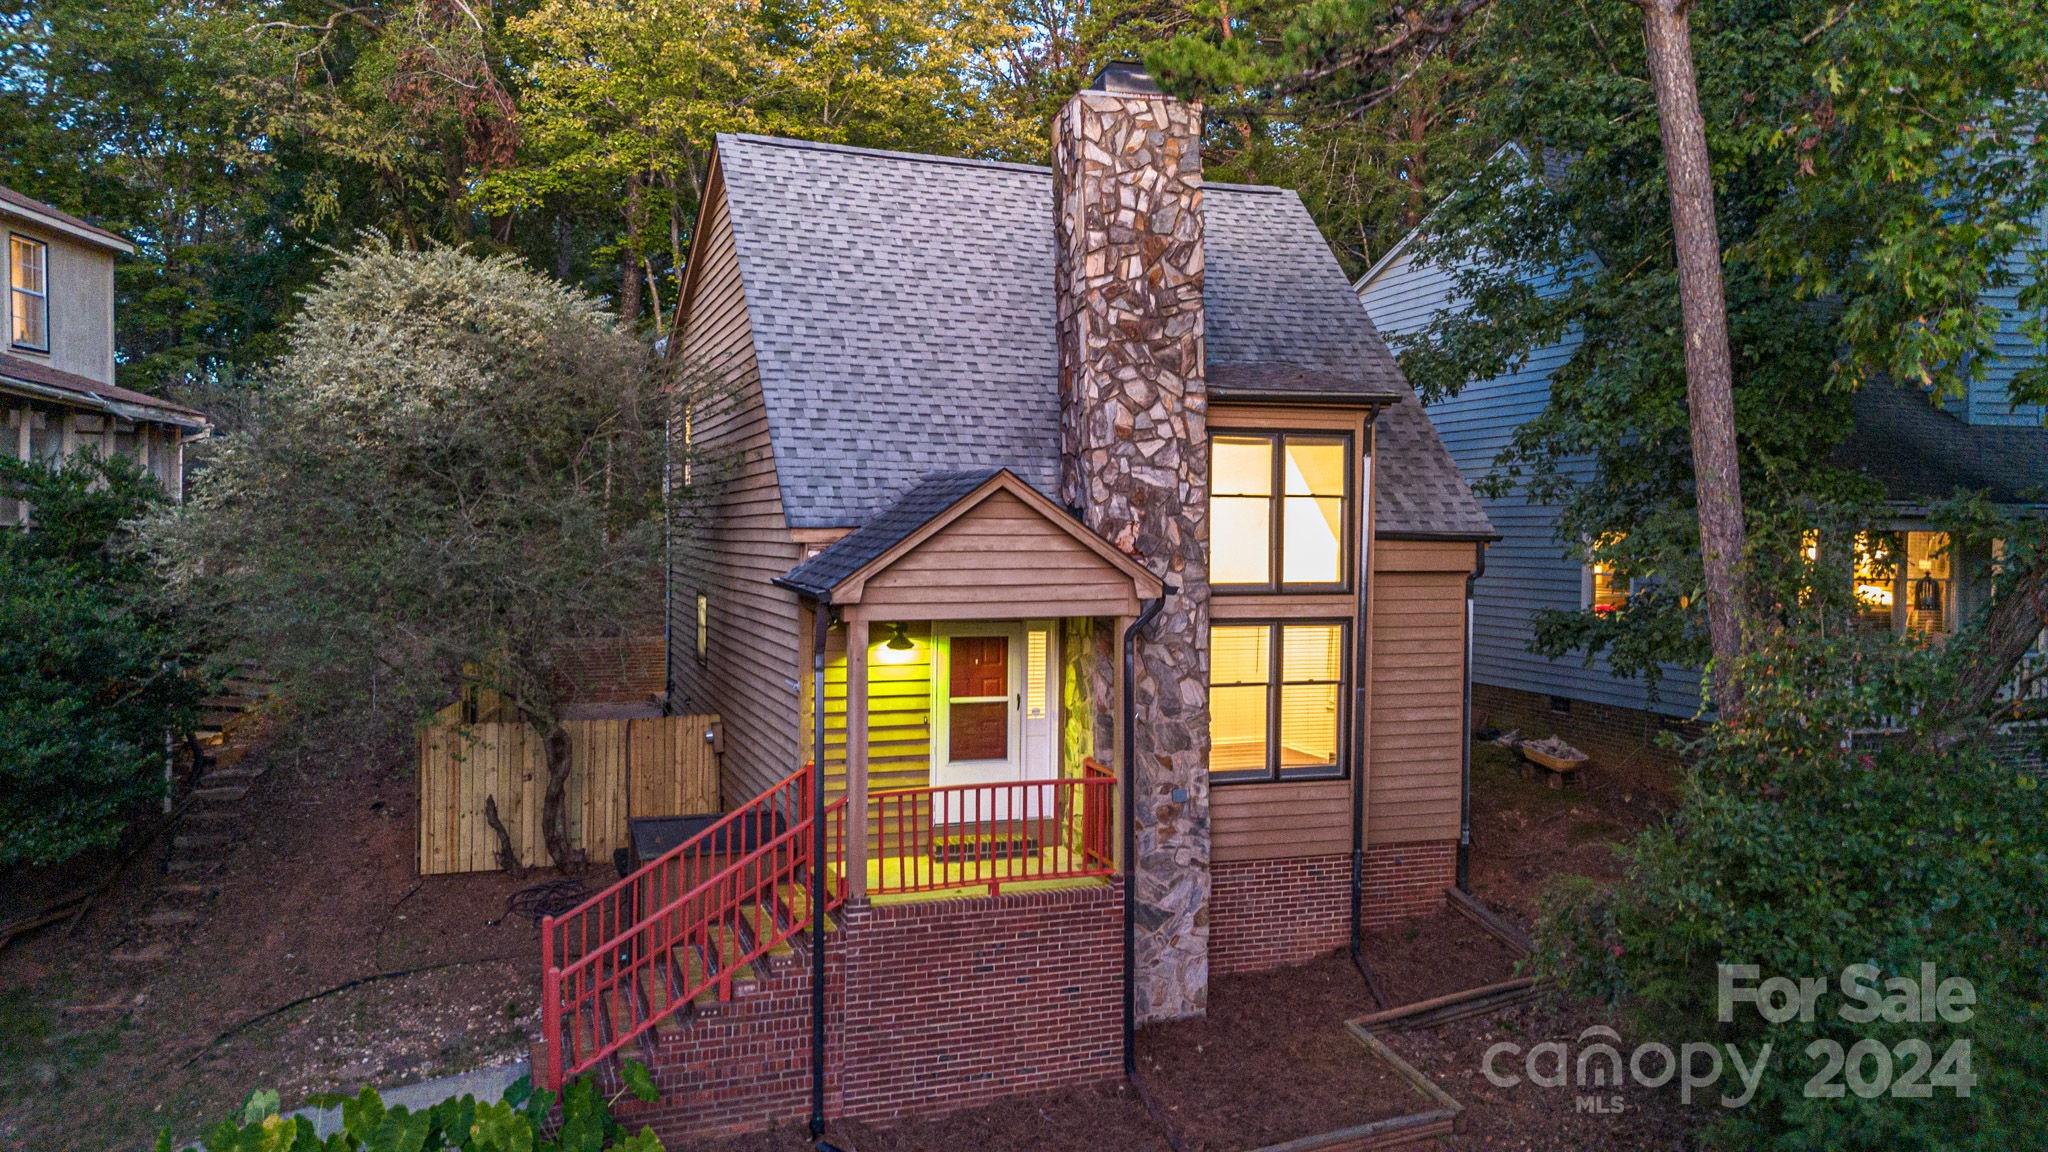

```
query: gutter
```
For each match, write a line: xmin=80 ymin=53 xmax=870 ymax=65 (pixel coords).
xmin=0 ymin=377 xmax=207 ymax=431
xmin=1456 ymin=547 xmax=1487 ymax=893
xmin=1120 ymin=588 xmax=1170 ymax=1075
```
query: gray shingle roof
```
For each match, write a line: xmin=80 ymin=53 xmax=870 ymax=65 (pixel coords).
xmin=713 ymin=133 xmax=1492 ymax=540
xmin=775 ymin=469 xmax=1002 ymax=599
xmin=1837 ymin=383 xmax=2048 ymax=508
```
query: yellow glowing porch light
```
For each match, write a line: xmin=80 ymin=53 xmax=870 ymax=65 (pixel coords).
xmin=875 ymin=622 xmax=919 ymax=664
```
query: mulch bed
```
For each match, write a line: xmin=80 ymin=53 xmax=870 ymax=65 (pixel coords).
xmin=1376 ymin=997 xmax=1698 ymax=1151
xmin=674 ymin=1082 xmax=1175 ymax=1152
xmin=1363 ymin=907 xmax=1526 ymax=1008
xmin=1134 ymin=954 xmax=1435 ymax=1151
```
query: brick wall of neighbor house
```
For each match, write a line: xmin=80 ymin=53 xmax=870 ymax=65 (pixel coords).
xmin=1210 ymin=855 xmax=1351 ymax=974
xmin=1363 ymin=840 xmax=1456 ymax=929
xmin=1474 ymin=682 xmax=1694 ymax=774
xmin=554 ymin=635 xmax=666 ymax=705
xmin=617 ymin=883 xmax=1122 ymax=1143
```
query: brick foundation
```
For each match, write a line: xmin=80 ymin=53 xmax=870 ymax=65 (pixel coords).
xmin=1473 ymin=683 xmax=1693 ymax=775
xmin=837 ymin=883 xmax=1122 ymax=1122
xmin=1210 ymin=855 xmax=1351 ymax=974
xmin=616 ymin=881 xmax=1122 ymax=1142
xmin=619 ymin=947 xmax=840 ymax=1138
xmin=1362 ymin=840 xmax=1456 ymax=929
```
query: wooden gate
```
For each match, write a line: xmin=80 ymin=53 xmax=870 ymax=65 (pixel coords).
xmin=418 ymin=713 xmax=719 ymax=875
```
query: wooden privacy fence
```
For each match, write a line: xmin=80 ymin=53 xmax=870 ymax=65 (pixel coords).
xmin=418 ymin=713 xmax=719 ymax=876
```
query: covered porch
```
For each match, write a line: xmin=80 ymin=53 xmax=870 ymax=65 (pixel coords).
xmin=781 ymin=469 xmax=1165 ymax=903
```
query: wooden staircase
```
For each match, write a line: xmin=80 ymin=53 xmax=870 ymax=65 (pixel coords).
xmin=538 ymin=764 xmax=848 ymax=1091
xmin=194 ymin=664 xmax=275 ymax=751
xmin=569 ymin=881 xmax=838 ymax=1067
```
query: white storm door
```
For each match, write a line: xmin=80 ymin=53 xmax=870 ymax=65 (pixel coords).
xmin=930 ymin=622 xmax=1060 ymax=824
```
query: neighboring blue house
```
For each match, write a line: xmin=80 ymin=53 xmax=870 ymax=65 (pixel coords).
xmin=1357 ymin=191 xmax=2047 ymax=755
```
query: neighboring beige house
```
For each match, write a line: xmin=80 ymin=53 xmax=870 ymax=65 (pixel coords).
xmin=1 ymin=184 xmax=207 ymax=522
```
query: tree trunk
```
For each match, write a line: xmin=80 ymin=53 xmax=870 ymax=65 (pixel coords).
xmin=1924 ymin=559 xmax=2048 ymax=746
xmin=540 ymin=723 xmax=575 ymax=870
xmin=619 ymin=175 xmax=645 ymax=327
xmin=1637 ymin=0 xmax=1749 ymax=717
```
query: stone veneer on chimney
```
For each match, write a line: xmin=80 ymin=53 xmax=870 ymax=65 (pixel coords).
xmin=1052 ymin=64 xmax=1212 ymax=1023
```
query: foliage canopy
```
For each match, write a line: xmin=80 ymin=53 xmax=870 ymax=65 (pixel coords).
xmin=0 ymin=454 xmax=202 ymax=868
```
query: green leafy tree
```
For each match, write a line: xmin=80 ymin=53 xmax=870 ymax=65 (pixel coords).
xmin=1536 ymin=620 xmax=2048 ymax=1149
xmin=481 ymin=0 xmax=1036 ymax=331
xmin=151 ymin=237 xmax=669 ymax=867
xmin=1 ymin=454 xmax=202 ymax=867
xmin=1188 ymin=0 xmax=2048 ymax=705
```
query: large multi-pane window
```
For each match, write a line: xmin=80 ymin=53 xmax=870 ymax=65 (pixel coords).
xmin=1801 ymin=530 xmax=1956 ymax=637
xmin=1211 ymin=432 xmax=1351 ymax=590
xmin=10 ymin=235 xmax=49 ymax=352
xmin=1209 ymin=622 xmax=1347 ymax=782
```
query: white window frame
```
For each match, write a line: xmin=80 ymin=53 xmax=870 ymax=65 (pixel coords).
xmin=9 ymin=234 xmax=49 ymax=354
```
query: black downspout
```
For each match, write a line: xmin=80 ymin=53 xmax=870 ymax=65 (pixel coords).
xmin=1348 ymin=421 xmax=1376 ymax=986
xmin=1456 ymin=548 xmax=1487 ymax=893
xmin=809 ymin=600 xmax=830 ymax=1142
xmin=1121 ymin=589 xmax=1169 ymax=1076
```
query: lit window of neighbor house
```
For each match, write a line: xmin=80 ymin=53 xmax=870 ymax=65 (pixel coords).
xmin=1583 ymin=534 xmax=1630 ymax=614
xmin=10 ymin=235 xmax=49 ymax=352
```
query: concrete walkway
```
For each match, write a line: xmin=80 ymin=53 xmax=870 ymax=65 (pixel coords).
xmin=291 ymin=1057 xmax=531 ymax=1137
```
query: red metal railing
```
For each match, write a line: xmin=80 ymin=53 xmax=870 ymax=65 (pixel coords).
xmin=539 ymin=765 xmax=846 ymax=1091
xmin=866 ymin=759 xmax=1115 ymax=897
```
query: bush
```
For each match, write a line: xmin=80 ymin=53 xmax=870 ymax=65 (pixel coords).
xmin=1535 ymin=630 xmax=2048 ymax=1150
xmin=0 ymin=453 xmax=202 ymax=867
xmin=173 ymin=1070 xmax=662 ymax=1151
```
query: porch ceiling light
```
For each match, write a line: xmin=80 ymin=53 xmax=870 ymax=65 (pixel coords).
xmin=877 ymin=622 xmax=918 ymax=663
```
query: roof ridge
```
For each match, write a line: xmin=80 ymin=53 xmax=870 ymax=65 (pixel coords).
xmin=718 ymin=133 xmax=1289 ymax=196
xmin=720 ymin=133 xmax=1051 ymax=177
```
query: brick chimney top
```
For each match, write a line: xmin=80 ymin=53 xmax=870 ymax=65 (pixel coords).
xmin=1088 ymin=61 xmax=1162 ymax=94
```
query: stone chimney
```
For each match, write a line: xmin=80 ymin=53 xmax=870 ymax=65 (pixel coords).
xmin=1053 ymin=62 xmax=1211 ymax=1022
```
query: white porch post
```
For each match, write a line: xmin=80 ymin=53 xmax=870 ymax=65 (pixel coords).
xmin=844 ymin=613 xmax=869 ymax=899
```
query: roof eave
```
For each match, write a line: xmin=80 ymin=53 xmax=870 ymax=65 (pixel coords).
xmin=0 ymin=202 xmax=134 ymax=255
xmin=1208 ymin=388 xmax=1402 ymax=408
xmin=0 ymin=376 xmax=208 ymax=430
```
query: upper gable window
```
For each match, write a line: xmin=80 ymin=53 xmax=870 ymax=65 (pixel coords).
xmin=10 ymin=235 xmax=49 ymax=353
xmin=1210 ymin=432 xmax=1351 ymax=590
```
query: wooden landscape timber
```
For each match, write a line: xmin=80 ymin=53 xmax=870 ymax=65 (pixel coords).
xmin=418 ymin=712 xmax=720 ymax=875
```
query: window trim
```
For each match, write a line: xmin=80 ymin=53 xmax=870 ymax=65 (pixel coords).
xmin=9 ymin=234 xmax=50 ymax=354
xmin=1210 ymin=429 xmax=1356 ymax=595
xmin=1209 ymin=618 xmax=1351 ymax=785
xmin=694 ymin=593 xmax=709 ymax=663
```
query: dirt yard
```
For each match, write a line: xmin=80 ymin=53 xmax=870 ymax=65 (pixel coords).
xmin=0 ymin=739 xmax=596 ymax=1152
xmin=2 ymin=734 xmax=1690 ymax=1152
xmin=1464 ymin=738 xmax=1677 ymax=924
